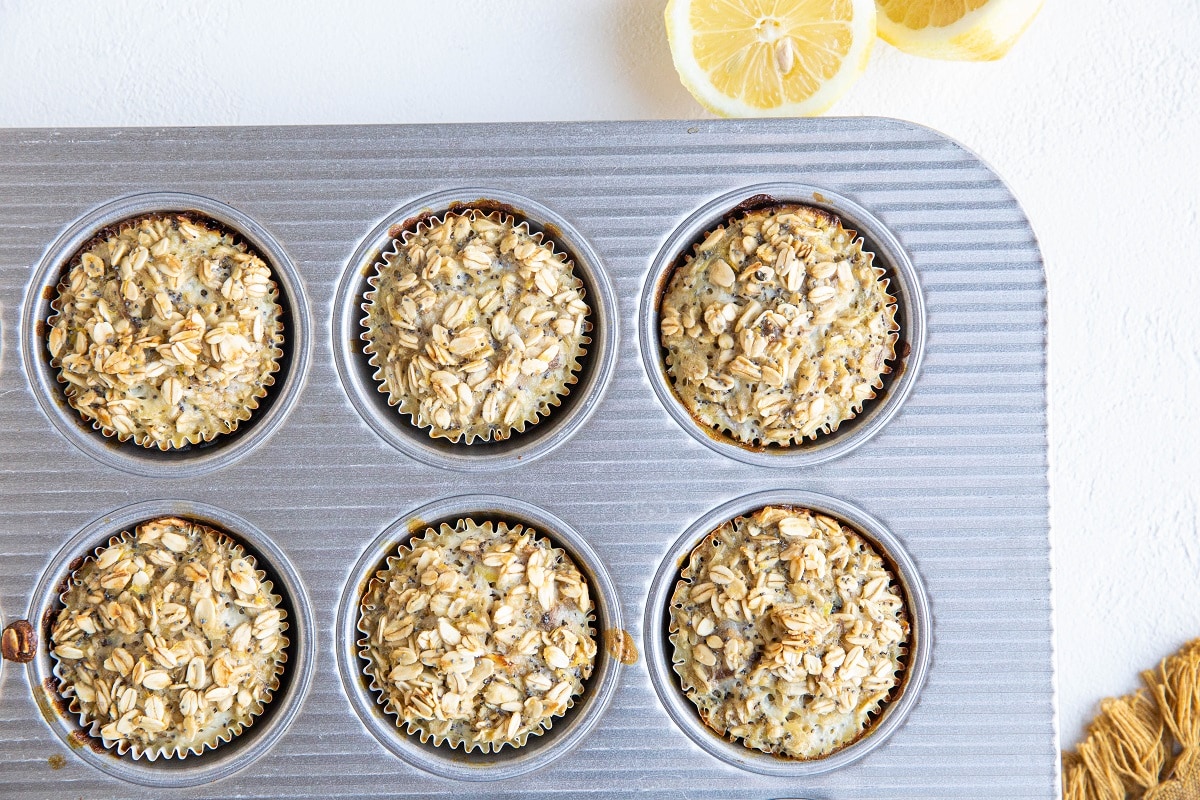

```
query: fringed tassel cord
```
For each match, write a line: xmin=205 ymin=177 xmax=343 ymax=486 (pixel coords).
xmin=1063 ymin=638 xmax=1200 ymax=799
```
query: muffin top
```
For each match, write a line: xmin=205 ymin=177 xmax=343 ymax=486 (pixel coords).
xmin=358 ymin=519 xmax=596 ymax=751
xmin=361 ymin=210 xmax=590 ymax=443
xmin=669 ymin=505 xmax=908 ymax=760
xmin=659 ymin=205 xmax=897 ymax=446
xmin=47 ymin=214 xmax=283 ymax=449
xmin=49 ymin=517 xmax=288 ymax=758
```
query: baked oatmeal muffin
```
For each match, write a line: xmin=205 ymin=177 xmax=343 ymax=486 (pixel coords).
xmin=358 ymin=519 xmax=596 ymax=751
xmin=47 ymin=214 xmax=284 ymax=449
xmin=361 ymin=210 xmax=590 ymax=443
xmin=49 ymin=517 xmax=288 ymax=759
xmin=669 ymin=505 xmax=908 ymax=759
xmin=659 ymin=205 xmax=898 ymax=446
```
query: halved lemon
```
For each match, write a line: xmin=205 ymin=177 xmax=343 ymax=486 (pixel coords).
xmin=665 ymin=0 xmax=877 ymax=118
xmin=876 ymin=0 xmax=1043 ymax=61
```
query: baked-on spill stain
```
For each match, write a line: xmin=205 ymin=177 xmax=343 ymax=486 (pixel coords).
xmin=727 ymin=193 xmax=777 ymax=219
xmin=389 ymin=209 xmax=435 ymax=241
xmin=42 ymin=683 xmax=113 ymax=757
xmin=47 ymin=754 xmax=66 ymax=770
xmin=38 ymin=677 xmax=70 ymax=729
xmin=812 ymin=191 xmax=827 ymax=204
xmin=1 ymin=619 xmax=36 ymax=663
xmin=70 ymin=729 xmax=106 ymax=755
xmin=42 ymin=285 xmax=55 ymax=301
xmin=35 ymin=319 xmax=46 ymax=337
xmin=407 ymin=517 xmax=427 ymax=536
xmin=604 ymin=628 xmax=639 ymax=666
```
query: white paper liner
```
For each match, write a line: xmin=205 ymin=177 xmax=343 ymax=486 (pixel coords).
xmin=666 ymin=505 xmax=910 ymax=761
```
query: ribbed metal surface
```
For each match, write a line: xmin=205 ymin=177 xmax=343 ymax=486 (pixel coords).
xmin=0 ymin=119 xmax=1053 ymax=798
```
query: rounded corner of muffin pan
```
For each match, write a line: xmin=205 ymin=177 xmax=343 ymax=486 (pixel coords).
xmin=642 ymin=488 xmax=931 ymax=777
xmin=638 ymin=182 xmax=926 ymax=468
xmin=331 ymin=188 xmax=619 ymax=473
xmin=25 ymin=499 xmax=316 ymax=789
xmin=335 ymin=493 xmax=624 ymax=781
xmin=19 ymin=192 xmax=312 ymax=479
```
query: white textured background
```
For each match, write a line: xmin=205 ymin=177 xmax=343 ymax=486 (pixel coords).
xmin=2 ymin=0 xmax=1199 ymax=751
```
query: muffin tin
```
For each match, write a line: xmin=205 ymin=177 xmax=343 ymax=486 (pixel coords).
xmin=0 ymin=119 xmax=1055 ymax=798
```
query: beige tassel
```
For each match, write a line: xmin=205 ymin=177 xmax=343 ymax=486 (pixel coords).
xmin=1072 ymin=692 xmax=1163 ymax=799
xmin=1078 ymin=727 xmax=1131 ymax=800
xmin=1063 ymin=751 xmax=1101 ymax=800
xmin=1094 ymin=691 xmax=1167 ymax=793
xmin=1063 ymin=639 xmax=1200 ymax=798
xmin=1141 ymin=640 xmax=1200 ymax=799
xmin=1145 ymin=640 xmax=1200 ymax=781
xmin=1144 ymin=640 xmax=1200 ymax=752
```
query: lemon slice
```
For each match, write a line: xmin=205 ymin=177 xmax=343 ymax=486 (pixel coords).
xmin=876 ymin=0 xmax=1043 ymax=60
xmin=665 ymin=0 xmax=876 ymax=118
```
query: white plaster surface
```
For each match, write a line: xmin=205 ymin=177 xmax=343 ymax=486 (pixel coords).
xmin=2 ymin=0 xmax=1199 ymax=753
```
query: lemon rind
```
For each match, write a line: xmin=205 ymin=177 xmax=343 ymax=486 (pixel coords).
xmin=876 ymin=0 xmax=1043 ymax=61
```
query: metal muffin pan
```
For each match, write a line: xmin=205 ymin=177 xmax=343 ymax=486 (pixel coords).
xmin=0 ymin=119 xmax=1054 ymax=798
